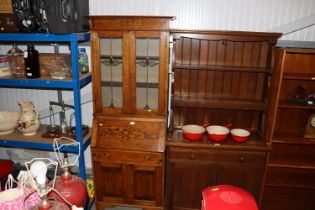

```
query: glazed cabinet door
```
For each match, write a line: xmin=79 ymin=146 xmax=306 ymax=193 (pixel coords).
xmin=92 ymin=30 xmax=169 ymax=116
xmin=165 ymin=147 xmax=216 ymax=210
xmin=92 ymin=148 xmax=164 ymax=209
xmin=133 ymin=31 xmax=169 ymax=116
xmin=92 ymin=31 xmax=125 ymax=114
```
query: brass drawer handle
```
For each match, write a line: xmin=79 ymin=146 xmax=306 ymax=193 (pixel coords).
xmin=99 ymin=123 xmax=103 ymax=126
xmin=105 ymin=152 xmax=110 ymax=159
xmin=189 ymin=154 xmax=195 ymax=160
xmin=144 ymin=155 xmax=151 ymax=161
xmin=239 ymin=156 xmax=245 ymax=163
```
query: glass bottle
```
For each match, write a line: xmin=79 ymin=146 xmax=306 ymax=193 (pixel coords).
xmin=7 ymin=44 xmax=24 ymax=78
xmin=24 ymin=44 xmax=40 ymax=79
xmin=78 ymin=48 xmax=89 ymax=74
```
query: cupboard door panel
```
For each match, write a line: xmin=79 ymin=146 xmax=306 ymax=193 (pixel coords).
xmin=94 ymin=161 xmax=124 ymax=202
xmin=166 ymin=148 xmax=216 ymax=210
xmin=133 ymin=165 xmax=163 ymax=206
xmin=215 ymin=164 xmax=264 ymax=203
xmin=215 ymin=151 xmax=266 ymax=203
xmin=93 ymin=149 xmax=164 ymax=206
xmin=170 ymin=162 xmax=216 ymax=209
xmin=283 ymin=52 xmax=315 ymax=74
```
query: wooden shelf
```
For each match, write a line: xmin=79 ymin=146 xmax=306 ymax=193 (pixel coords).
xmin=268 ymin=155 xmax=315 ymax=169
xmin=278 ymin=100 xmax=315 ymax=109
xmin=273 ymin=131 xmax=315 ymax=145
xmin=166 ymin=129 xmax=268 ymax=151
xmin=282 ymin=72 xmax=315 ymax=81
xmin=172 ymin=96 xmax=267 ymax=111
xmin=0 ymin=124 xmax=91 ymax=152
xmin=264 ymin=183 xmax=315 ymax=190
xmin=173 ymin=64 xmax=270 ymax=73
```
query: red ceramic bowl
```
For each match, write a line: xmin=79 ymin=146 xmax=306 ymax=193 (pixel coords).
xmin=206 ymin=125 xmax=230 ymax=142
xmin=182 ymin=125 xmax=205 ymax=141
xmin=231 ymin=129 xmax=250 ymax=143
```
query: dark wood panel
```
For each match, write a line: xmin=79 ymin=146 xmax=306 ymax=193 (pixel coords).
xmin=174 ymin=37 xmax=271 ymax=69
xmin=279 ymin=79 xmax=315 ymax=101
xmin=269 ymin=143 xmax=315 ymax=168
xmin=262 ymin=186 xmax=315 ymax=210
xmin=265 ymin=166 xmax=315 ymax=188
xmin=283 ymin=51 xmax=315 ymax=75
xmin=173 ymin=70 xmax=267 ymax=100
xmin=166 ymin=148 xmax=216 ymax=210
xmin=274 ymin=108 xmax=310 ymax=135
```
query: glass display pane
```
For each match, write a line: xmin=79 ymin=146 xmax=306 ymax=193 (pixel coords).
xmin=101 ymin=86 xmax=123 ymax=108
xmin=100 ymin=38 xmax=123 ymax=109
xmin=136 ymin=38 xmax=160 ymax=110
xmin=136 ymin=87 xmax=158 ymax=110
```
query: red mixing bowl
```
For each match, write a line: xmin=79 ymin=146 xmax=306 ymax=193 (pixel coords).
xmin=231 ymin=128 xmax=251 ymax=143
xmin=182 ymin=124 xmax=205 ymax=141
xmin=206 ymin=125 xmax=230 ymax=142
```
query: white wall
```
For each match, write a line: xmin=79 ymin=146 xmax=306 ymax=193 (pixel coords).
xmin=90 ymin=0 xmax=315 ymax=41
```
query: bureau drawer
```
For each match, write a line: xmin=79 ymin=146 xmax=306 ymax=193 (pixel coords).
xmin=92 ymin=149 xmax=163 ymax=166
xmin=216 ymin=151 xmax=266 ymax=165
xmin=93 ymin=116 xmax=166 ymax=152
xmin=167 ymin=147 xmax=215 ymax=162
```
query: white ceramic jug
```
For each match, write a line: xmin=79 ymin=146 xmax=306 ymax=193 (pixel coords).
xmin=17 ymin=101 xmax=40 ymax=136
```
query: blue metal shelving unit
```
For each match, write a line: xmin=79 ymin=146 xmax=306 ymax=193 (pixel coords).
xmin=0 ymin=32 xmax=91 ymax=180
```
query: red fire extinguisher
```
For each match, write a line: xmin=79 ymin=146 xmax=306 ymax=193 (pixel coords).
xmin=48 ymin=137 xmax=88 ymax=209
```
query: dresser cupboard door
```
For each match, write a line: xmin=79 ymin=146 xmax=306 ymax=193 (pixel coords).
xmin=166 ymin=148 xmax=216 ymax=210
xmin=215 ymin=151 xmax=266 ymax=203
xmin=166 ymin=148 xmax=267 ymax=210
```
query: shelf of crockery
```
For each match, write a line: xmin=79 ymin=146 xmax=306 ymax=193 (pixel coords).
xmin=0 ymin=124 xmax=91 ymax=153
xmin=0 ymin=32 xmax=91 ymax=180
